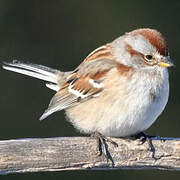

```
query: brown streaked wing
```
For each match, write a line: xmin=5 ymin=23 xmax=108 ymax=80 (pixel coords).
xmin=40 ymin=45 xmax=117 ymax=120
xmin=39 ymin=88 xmax=79 ymax=120
xmin=39 ymin=73 xmax=105 ymax=121
xmin=83 ymin=44 xmax=114 ymax=62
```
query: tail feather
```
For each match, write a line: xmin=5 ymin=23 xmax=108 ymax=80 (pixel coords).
xmin=2 ymin=60 xmax=74 ymax=120
xmin=45 ymin=83 xmax=60 ymax=91
xmin=2 ymin=60 xmax=59 ymax=83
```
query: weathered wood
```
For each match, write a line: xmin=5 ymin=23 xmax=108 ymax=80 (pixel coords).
xmin=0 ymin=136 xmax=180 ymax=174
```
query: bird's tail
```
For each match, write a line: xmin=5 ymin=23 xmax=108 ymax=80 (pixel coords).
xmin=2 ymin=60 xmax=64 ymax=91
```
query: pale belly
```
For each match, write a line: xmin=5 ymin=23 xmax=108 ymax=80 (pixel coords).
xmin=66 ymin=69 xmax=169 ymax=137
xmin=97 ymin=88 xmax=168 ymax=137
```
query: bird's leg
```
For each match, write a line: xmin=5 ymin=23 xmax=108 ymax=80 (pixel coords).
xmin=91 ymin=132 xmax=118 ymax=166
xmin=134 ymin=132 xmax=157 ymax=159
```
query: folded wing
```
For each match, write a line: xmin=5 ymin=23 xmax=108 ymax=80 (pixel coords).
xmin=40 ymin=59 xmax=117 ymax=120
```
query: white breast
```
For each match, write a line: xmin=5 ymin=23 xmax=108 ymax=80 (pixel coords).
xmin=66 ymin=68 xmax=169 ymax=137
xmin=97 ymin=68 xmax=169 ymax=137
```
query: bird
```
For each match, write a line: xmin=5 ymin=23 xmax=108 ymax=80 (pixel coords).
xmin=2 ymin=28 xmax=173 ymax=158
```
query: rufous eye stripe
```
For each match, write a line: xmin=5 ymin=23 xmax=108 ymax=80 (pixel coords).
xmin=125 ymin=44 xmax=143 ymax=57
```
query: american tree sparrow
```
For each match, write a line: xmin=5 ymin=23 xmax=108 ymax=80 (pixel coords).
xmin=3 ymin=28 xmax=173 ymax=157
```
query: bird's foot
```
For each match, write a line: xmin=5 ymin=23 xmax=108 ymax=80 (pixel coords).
xmin=134 ymin=132 xmax=158 ymax=160
xmin=91 ymin=132 xmax=118 ymax=166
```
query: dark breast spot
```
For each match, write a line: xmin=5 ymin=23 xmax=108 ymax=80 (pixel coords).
xmin=149 ymin=89 xmax=157 ymax=102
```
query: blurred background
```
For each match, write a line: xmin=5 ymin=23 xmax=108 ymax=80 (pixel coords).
xmin=0 ymin=0 xmax=180 ymax=179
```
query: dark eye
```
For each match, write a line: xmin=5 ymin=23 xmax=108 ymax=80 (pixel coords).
xmin=144 ymin=55 xmax=153 ymax=61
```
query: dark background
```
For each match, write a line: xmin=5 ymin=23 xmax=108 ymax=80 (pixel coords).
xmin=0 ymin=0 xmax=180 ymax=179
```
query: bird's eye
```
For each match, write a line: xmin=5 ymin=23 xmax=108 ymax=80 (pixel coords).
xmin=144 ymin=55 xmax=153 ymax=61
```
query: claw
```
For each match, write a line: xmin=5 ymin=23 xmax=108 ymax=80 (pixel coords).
xmin=91 ymin=132 xmax=118 ymax=166
xmin=134 ymin=132 xmax=157 ymax=159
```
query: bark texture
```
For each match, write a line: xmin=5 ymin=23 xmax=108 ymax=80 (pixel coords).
xmin=0 ymin=136 xmax=180 ymax=174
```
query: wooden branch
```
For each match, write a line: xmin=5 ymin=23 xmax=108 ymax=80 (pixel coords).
xmin=0 ymin=136 xmax=180 ymax=174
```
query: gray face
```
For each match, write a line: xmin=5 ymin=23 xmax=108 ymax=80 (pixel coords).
xmin=124 ymin=34 xmax=172 ymax=70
